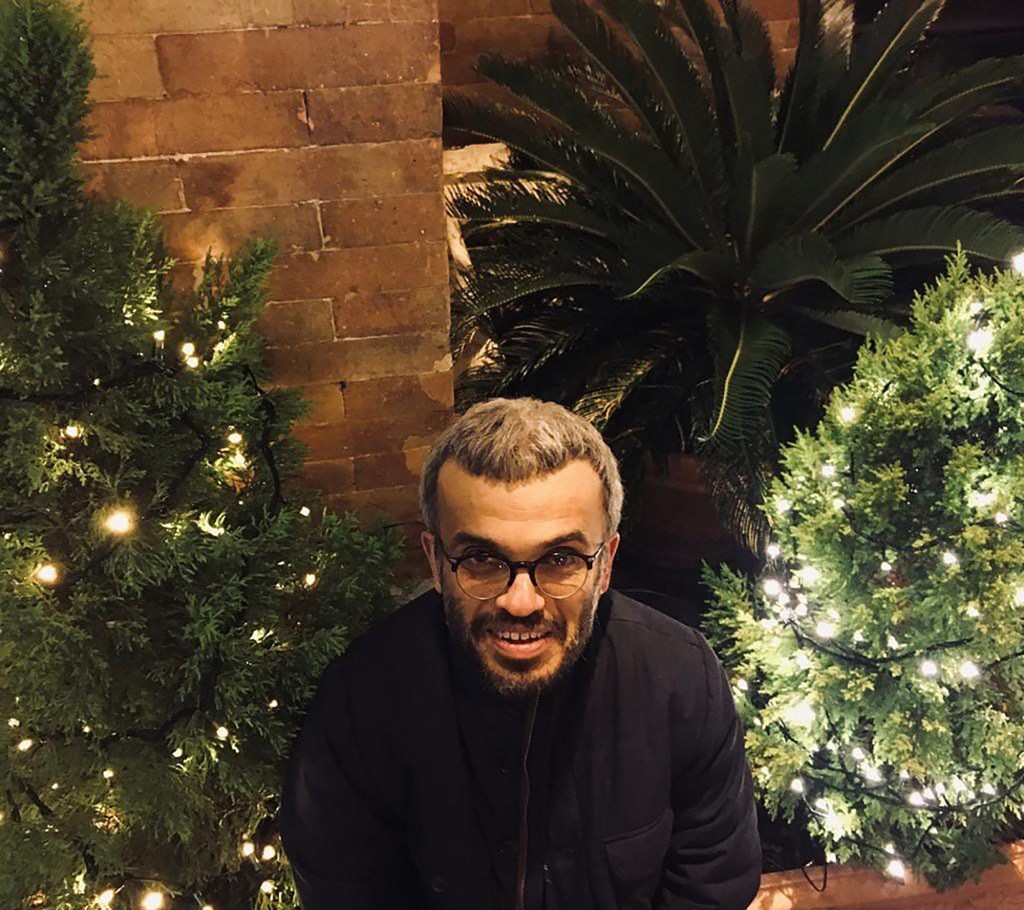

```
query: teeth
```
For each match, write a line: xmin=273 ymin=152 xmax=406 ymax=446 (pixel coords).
xmin=497 ymin=631 xmax=545 ymax=642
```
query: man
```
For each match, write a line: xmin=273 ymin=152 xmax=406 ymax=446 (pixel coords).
xmin=280 ymin=398 xmax=762 ymax=909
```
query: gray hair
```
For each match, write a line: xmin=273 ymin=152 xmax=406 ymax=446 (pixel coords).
xmin=420 ymin=397 xmax=624 ymax=537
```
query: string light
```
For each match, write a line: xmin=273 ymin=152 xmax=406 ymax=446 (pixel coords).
xmin=880 ymin=560 xmax=892 ymax=572
xmin=785 ymin=701 xmax=815 ymax=727
xmin=790 ymin=777 xmax=805 ymax=793
xmin=908 ymin=791 xmax=925 ymax=807
xmin=1014 ymin=587 xmax=1024 ymax=606
xmin=185 ymin=356 xmax=200 ymax=369
xmin=261 ymin=845 xmax=276 ymax=860
xmin=304 ymin=572 xmax=317 ymax=587
xmin=815 ymin=621 xmax=836 ymax=639
xmin=102 ymin=769 xmax=114 ymax=779
xmin=736 ymin=678 xmax=749 ymax=691
xmin=821 ymin=464 xmax=836 ymax=478
xmin=259 ymin=881 xmax=274 ymax=894
xmin=172 ymin=748 xmax=183 ymax=758
xmin=968 ymin=298 xmax=984 ymax=315
xmin=268 ymin=699 xmax=279 ymax=709
xmin=152 ymin=329 xmax=165 ymax=343
xmin=103 ymin=509 xmax=135 ymax=536
xmin=851 ymin=747 xmax=866 ymax=762
xmin=96 ymin=890 xmax=116 ymax=909
xmin=995 ymin=511 xmax=1009 ymax=524
xmin=33 ymin=563 xmax=59 ymax=585
xmin=141 ymin=890 xmax=164 ymax=910
xmin=215 ymin=726 xmax=229 ymax=740
xmin=766 ymin=543 xmax=780 ymax=558
xmin=799 ymin=565 xmax=821 ymax=586
xmin=775 ymin=497 xmax=792 ymax=514
xmin=763 ymin=578 xmax=782 ymax=597
xmin=1012 ymin=251 xmax=1024 ymax=274
xmin=63 ymin=424 xmax=81 ymax=439
xmin=241 ymin=841 xmax=255 ymax=857
xmin=227 ymin=431 xmax=243 ymax=445
xmin=17 ymin=738 xmax=33 ymax=751
xmin=839 ymin=406 xmax=857 ymax=424
xmin=885 ymin=858 xmax=907 ymax=880
xmin=181 ymin=342 xmax=195 ymax=358
xmin=966 ymin=328 xmax=994 ymax=356
xmin=863 ymin=765 xmax=883 ymax=783
xmin=832 ymin=497 xmax=845 ymax=510
xmin=8 ymin=718 xmax=19 ymax=727
xmin=959 ymin=661 xmax=980 ymax=680
xmin=299 ymin=506 xmax=311 ymax=517
xmin=920 ymin=659 xmax=939 ymax=677
xmin=942 ymin=551 xmax=958 ymax=567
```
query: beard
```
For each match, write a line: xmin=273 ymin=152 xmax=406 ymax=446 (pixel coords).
xmin=442 ymin=574 xmax=602 ymax=698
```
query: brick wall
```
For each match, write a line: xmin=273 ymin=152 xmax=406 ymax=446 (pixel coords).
xmin=441 ymin=0 xmax=800 ymax=92
xmin=79 ymin=0 xmax=451 ymax=542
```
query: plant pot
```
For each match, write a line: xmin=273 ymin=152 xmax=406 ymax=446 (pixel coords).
xmin=622 ymin=453 xmax=748 ymax=571
xmin=748 ymin=841 xmax=1024 ymax=909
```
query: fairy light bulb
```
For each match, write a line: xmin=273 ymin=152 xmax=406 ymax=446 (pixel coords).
xmin=799 ymin=565 xmax=821 ymax=585
xmin=863 ymin=765 xmax=883 ymax=783
xmin=959 ymin=660 xmax=980 ymax=680
xmin=766 ymin=544 xmax=780 ymax=559
xmin=920 ymin=659 xmax=939 ymax=677
xmin=815 ymin=620 xmax=836 ymax=639
xmin=1012 ymin=251 xmax=1024 ymax=274
xmin=216 ymin=726 xmax=229 ymax=740
xmin=966 ymin=328 xmax=994 ymax=356
xmin=259 ymin=881 xmax=274 ymax=895
xmin=821 ymin=464 xmax=836 ymax=478
xmin=261 ymin=845 xmax=276 ymax=860
xmin=908 ymin=791 xmax=925 ymax=807
xmin=241 ymin=841 xmax=255 ymax=857
xmin=172 ymin=747 xmax=183 ymax=758
xmin=299 ymin=506 xmax=311 ymax=517
xmin=202 ymin=905 xmax=214 ymax=910
xmin=185 ymin=356 xmax=200 ymax=369
xmin=880 ymin=560 xmax=892 ymax=572
xmin=103 ymin=509 xmax=135 ymax=535
xmin=227 ymin=431 xmax=243 ymax=445
xmin=885 ymin=858 xmax=906 ymax=881
xmin=304 ymin=572 xmax=317 ymax=588
xmin=34 ymin=563 xmax=59 ymax=585
xmin=785 ymin=701 xmax=815 ymax=727
xmin=942 ymin=551 xmax=958 ymax=567
xmin=851 ymin=747 xmax=866 ymax=762
xmin=1014 ymin=587 xmax=1024 ymax=606
xmin=63 ymin=424 xmax=81 ymax=439
xmin=832 ymin=497 xmax=845 ymax=509
xmin=838 ymin=405 xmax=857 ymax=424
xmin=96 ymin=890 xmax=116 ymax=908
xmin=268 ymin=699 xmax=279 ymax=709
xmin=775 ymin=497 xmax=792 ymax=514
xmin=789 ymin=777 xmax=805 ymax=794
xmin=995 ymin=511 xmax=1009 ymax=524
xmin=153 ymin=329 xmax=166 ymax=343
xmin=736 ymin=679 xmax=748 ymax=691
xmin=762 ymin=578 xmax=782 ymax=597
xmin=17 ymin=739 xmax=33 ymax=751
xmin=141 ymin=890 xmax=164 ymax=910
xmin=181 ymin=342 xmax=196 ymax=358
xmin=102 ymin=769 xmax=114 ymax=779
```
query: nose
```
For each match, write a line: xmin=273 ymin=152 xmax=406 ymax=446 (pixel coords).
xmin=494 ymin=566 xmax=545 ymax=616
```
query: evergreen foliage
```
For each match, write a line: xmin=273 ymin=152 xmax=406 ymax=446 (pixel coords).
xmin=704 ymin=253 xmax=1024 ymax=888
xmin=445 ymin=0 xmax=1024 ymax=548
xmin=0 ymin=2 xmax=403 ymax=908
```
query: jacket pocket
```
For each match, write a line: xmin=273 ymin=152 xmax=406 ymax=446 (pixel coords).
xmin=603 ymin=808 xmax=673 ymax=909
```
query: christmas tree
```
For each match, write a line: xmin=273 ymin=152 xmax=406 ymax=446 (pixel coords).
xmin=705 ymin=252 xmax=1024 ymax=888
xmin=0 ymin=2 xmax=402 ymax=908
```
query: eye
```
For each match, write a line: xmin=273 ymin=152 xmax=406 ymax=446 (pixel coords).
xmin=462 ymin=550 xmax=503 ymax=567
xmin=542 ymin=550 xmax=581 ymax=567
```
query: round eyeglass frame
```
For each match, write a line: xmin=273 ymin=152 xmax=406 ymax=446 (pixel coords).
xmin=438 ymin=541 xmax=606 ymax=600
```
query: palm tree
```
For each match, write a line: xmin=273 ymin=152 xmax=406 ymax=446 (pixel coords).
xmin=445 ymin=0 xmax=1024 ymax=549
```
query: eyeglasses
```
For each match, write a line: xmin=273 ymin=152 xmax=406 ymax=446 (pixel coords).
xmin=438 ymin=541 xmax=606 ymax=600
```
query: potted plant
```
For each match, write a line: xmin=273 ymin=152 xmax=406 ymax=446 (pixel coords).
xmin=444 ymin=0 xmax=1024 ymax=555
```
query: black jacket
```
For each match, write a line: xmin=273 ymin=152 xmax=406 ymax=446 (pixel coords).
xmin=280 ymin=590 xmax=762 ymax=910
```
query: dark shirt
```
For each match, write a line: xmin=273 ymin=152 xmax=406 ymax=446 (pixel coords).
xmin=279 ymin=589 xmax=762 ymax=910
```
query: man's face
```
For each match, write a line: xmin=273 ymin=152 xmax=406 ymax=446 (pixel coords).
xmin=421 ymin=459 xmax=619 ymax=697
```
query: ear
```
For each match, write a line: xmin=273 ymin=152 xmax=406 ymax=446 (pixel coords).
xmin=599 ymin=533 xmax=621 ymax=593
xmin=421 ymin=530 xmax=442 ymax=594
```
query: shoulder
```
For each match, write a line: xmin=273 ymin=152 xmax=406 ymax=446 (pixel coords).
xmin=318 ymin=589 xmax=447 ymax=694
xmin=601 ymin=589 xmax=720 ymax=687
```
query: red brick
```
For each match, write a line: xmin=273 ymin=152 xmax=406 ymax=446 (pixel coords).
xmin=83 ymin=160 xmax=185 ymax=213
xmin=297 ymin=458 xmax=356 ymax=495
xmin=321 ymin=193 xmax=444 ymax=248
xmin=390 ymin=0 xmax=437 ymax=21
xmin=266 ymin=332 xmax=450 ymax=386
xmin=161 ymin=204 xmax=321 ymax=261
xmin=269 ymin=243 xmax=448 ymax=300
xmin=82 ymin=102 xmax=158 ymax=160
xmin=89 ymin=36 xmax=164 ymax=102
xmin=343 ymin=371 xmax=453 ymax=419
xmin=152 ymin=92 xmax=309 ymax=155
xmin=293 ymin=382 xmax=348 ymax=424
xmin=439 ymin=0 xmax=530 ymax=17
xmin=353 ymin=447 xmax=428 ymax=488
xmin=327 ymin=484 xmax=423 ymax=525
xmin=258 ymin=299 xmax=335 ymax=347
xmin=156 ymin=23 xmax=438 ymax=95
xmin=179 ymin=140 xmax=441 ymax=209
xmin=82 ymin=0 xmax=294 ymax=33
xmin=294 ymin=408 xmax=449 ymax=459
xmin=348 ymin=0 xmax=391 ymax=21
xmin=307 ymin=84 xmax=441 ymax=145
xmin=332 ymin=286 xmax=449 ymax=337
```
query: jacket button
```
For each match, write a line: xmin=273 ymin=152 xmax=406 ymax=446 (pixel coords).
xmin=430 ymin=875 xmax=445 ymax=893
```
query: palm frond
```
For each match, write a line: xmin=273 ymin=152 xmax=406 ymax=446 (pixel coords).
xmin=777 ymin=0 xmax=855 ymax=156
xmin=822 ymin=0 xmax=945 ymax=151
xmin=909 ymin=55 xmax=1024 ymax=126
xmin=750 ymin=233 xmax=892 ymax=307
xmin=793 ymin=306 xmax=903 ymax=340
xmin=702 ymin=308 xmax=791 ymax=449
xmin=730 ymin=152 xmax=799 ymax=265
xmin=598 ymin=0 xmax=726 ymax=245
xmin=475 ymin=54 xmax=712 ymax=248
xmin=792 ymin=101 xmax=932 ymax=232
xmin=617 ymin=242 xmax=737 ymax=298
xmin=446 ymin=178 xmax=621 ymax=241
xmin=834 ymin=205 xmax=1024 ymax=263
xmin=699 ymin=442 xmax=774 ymax=554
xmin=573 ymin=330 xmax=678 ymax=430
xmin=836 ymin=125 xmax=1024 ymax=229
xmin=722 ymin=53 xmax=774 ymax=164
xmin=721 ymin=0 xmax=775 ymax=94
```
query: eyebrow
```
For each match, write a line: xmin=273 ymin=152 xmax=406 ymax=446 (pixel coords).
xmin=449 ymin=530 xmax=593 ymax=553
